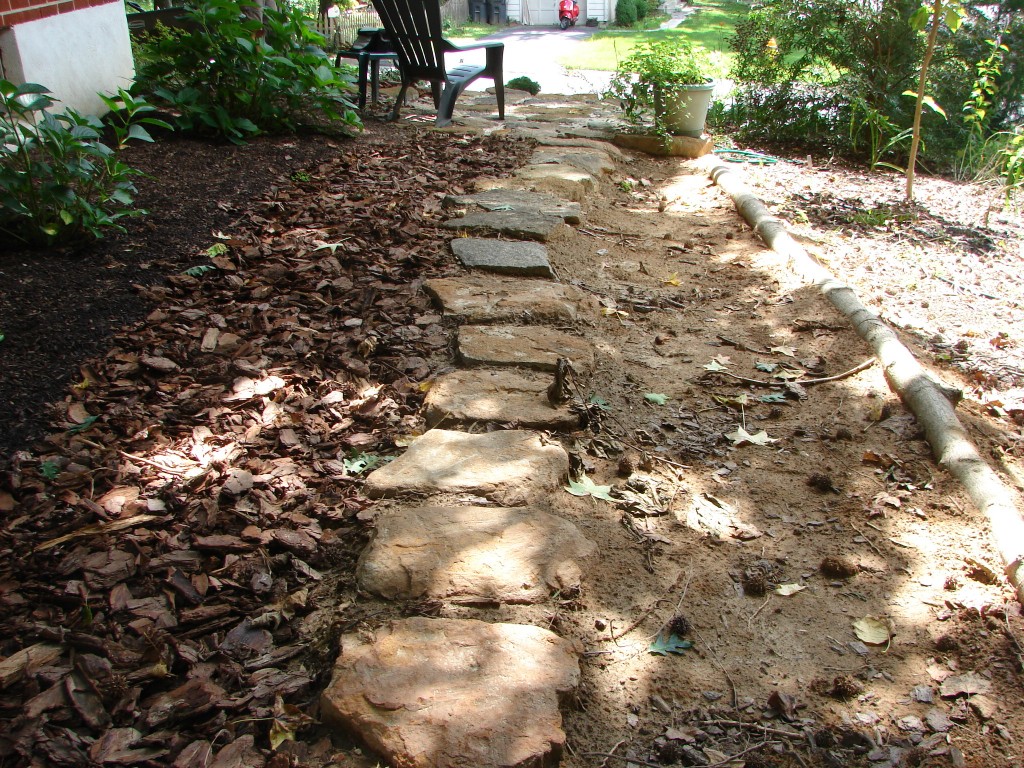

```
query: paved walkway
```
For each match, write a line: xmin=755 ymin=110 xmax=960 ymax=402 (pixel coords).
xmin=462 ymin=24 xmax=613 ymax=95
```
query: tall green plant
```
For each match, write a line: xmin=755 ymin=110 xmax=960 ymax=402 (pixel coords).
xmin=134 ymin=0 xmax=360 ymax=143
xmin=0 ymin=81 xmax=161 ymax=246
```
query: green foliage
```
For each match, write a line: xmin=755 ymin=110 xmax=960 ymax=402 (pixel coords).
xmin=0 ymin=80 xmax=155 ymax=246
xmin=727 ymin=0 xmax=1024 ymax=174
xmin=607 ymin=37 xmax=713 ymax=133
xmin=615 ymin=0 xmax=637 ymax=28
xmin=99 ymin=87 xmax=173 ymax=149
xmin=134 ymin=0 xmax=361 ymax=143
xmin=506 ymin=76 xmax=541 ymax=95
xmin=633 ymin=0 xmax=648 ymax=21
xmin=994 ymin=126 xmax=1024 ymax=207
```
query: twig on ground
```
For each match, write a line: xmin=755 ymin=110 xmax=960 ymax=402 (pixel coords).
xmin=710 ymin=358 xmax=875 ymax=389
xmin=851 ymin=523 xmax=888 ymax=559
xmin=698 ymin=719 xmax=805 ymax=740
xmin=582 ymin=753 xmax=661 ymax=768
xmin=599 ymin=741 xmax=626 ymax=768
xmin=717 ymin=334 xmax=768 ymax=354
xmin=692 ymin=627 xmax=738 ymax=709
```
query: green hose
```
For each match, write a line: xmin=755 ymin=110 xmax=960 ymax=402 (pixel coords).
xmin=713 ymin=149 xmax=778 ymax=165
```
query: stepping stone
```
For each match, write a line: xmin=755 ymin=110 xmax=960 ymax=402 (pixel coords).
xmin=450 ymin=238 xmax=555 ymax=278
xmin=363 ymin=429 xmax=568 ymax=505
xmin=458 ymin=325 xmax=594 ymax=373
xmin=515 ymin=165 xmax=597 ymax=202
xmin=535 ymin=136 xmax=627 ymax=160
xmin=530 ymin=147 xmax=616 ymax=177
xmin=444 ymin=188 xmax=582 ymax=225
xmin=424 ymin=275 xmax=596 ymax=325
xmin=357 ymin=504 xmax=597 ymax=602
xmin=423 ymin=368 xmax=579 ymax=430
xmin=442 ymin=210 xmax=568 ymax=242
xmin=321 ymin=617 xmax=579 ymax=768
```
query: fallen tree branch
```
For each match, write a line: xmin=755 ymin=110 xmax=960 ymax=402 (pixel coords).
xmin=705 ymin=158 xmax=1024 ymax=605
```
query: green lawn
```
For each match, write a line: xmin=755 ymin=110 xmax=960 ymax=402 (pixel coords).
xmin=560 ymin=0 xmax=746 ymax=76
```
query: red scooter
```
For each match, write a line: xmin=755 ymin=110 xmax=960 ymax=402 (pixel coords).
xmin=558 ymin=0 xmax=579 ymax=29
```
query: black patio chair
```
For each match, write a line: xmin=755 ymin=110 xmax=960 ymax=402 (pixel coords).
xmin=368 ymin=0 xmax=504 ymax=128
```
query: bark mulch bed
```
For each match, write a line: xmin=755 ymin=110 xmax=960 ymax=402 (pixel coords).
xmin=0 ymin=122 xmax=534 ymax=767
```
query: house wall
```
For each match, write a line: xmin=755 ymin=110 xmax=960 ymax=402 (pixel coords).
xmin=0 ymin=0 xmax=134 ymax=116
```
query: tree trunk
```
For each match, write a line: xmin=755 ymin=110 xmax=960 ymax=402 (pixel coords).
xmin=906 ymin=0 xmax=943 ymax=201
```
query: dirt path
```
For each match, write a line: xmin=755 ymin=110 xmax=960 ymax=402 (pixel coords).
xmin=1 ymin=90 xmax=1022 ymax=768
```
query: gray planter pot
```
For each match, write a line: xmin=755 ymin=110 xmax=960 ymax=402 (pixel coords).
xmin=653 ymin=80 xmax=714 ymax=138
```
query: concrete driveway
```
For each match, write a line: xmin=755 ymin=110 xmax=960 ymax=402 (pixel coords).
xmin=461 ymin=24 xmax=614 ymax=96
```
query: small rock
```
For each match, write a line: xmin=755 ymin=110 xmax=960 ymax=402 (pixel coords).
xmin=968 ymin=694 xmax=997 ymax=720
xmin=926 ymin=708 xmax=954 ymax=733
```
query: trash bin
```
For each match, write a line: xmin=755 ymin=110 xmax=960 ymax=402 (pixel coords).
xmin=488 ymin=0 xmax=506 ymax=24
xmin=470 ymin=0 xmax=486 ymax=21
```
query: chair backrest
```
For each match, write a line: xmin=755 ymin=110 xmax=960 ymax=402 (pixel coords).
xmin=369 ymin=0 xmax=448 ymax=83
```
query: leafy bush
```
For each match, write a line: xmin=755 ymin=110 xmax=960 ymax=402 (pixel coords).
xmin=615 ymin=0 xmax=637 ymax=28
xmin=0 ymin=81 xmax=165 ymax=246
xmin=633 ymin=0 xmax=648 ymax=21
xmin=506 ymin=76 xmax=541 ymax=95
xmin=607 ymin=38 xmax=713 ymax=136
xmin=728 ymin=0 xmax=1024 ymax=174
xmin=134 ymin=0 xmax=360 ymax=143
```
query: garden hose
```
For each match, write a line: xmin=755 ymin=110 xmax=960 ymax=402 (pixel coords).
xmin=713 ymin=149 xmax=779 ymax=165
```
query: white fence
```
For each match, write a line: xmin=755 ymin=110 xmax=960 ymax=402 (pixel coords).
xmin=314 ymin=0 xmax=470 ymax=49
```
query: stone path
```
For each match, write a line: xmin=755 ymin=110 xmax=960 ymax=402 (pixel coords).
xmin=320 ymin=99 xmax=625 ymax=767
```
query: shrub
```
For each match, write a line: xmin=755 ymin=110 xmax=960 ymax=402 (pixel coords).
xmin=506 ymin=76 xmax=541 ymax=95
xmin=728 ymin=0 xmax=1024 ymax=173
xmin=615 ymin=0 xmax=637 ymax=28
xmin=633 ymin=0 xmax=648 ymax=21
xmin=0 ymin=81 xmax=166 ymax=246
xmin=134 ymin=0 xmax=360 ymax=144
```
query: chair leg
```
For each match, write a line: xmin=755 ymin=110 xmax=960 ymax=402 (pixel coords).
xmin=390 ymin=81 xmax=411 ymax=121
xmin=357 ymin=54 xmax=371 ymax=112
xmin=436 ymin=81 xmax=468 ymax=127
xmin=486 ymin=46 xmax=505 ymax=120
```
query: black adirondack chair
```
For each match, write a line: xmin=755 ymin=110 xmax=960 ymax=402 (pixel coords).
xmin=368 ymin=0 xmax=504 ymax=128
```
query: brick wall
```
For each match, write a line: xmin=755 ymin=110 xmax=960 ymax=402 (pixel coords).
xmin=0 ymin=0 xmax=119 ymax=29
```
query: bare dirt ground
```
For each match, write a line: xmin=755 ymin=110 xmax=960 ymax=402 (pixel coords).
xmin=1 ymin=98 xmax=1023 ymax=768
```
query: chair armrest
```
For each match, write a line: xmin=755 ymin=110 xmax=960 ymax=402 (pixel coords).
xmin=441 ymin=39 xmax=504 ymax=54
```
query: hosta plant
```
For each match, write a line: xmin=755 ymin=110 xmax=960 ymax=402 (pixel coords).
xmin=0 ymin=81 xmax=163 ymax=246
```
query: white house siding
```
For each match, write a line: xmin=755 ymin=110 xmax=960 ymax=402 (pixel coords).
xmin=0 ymin=1 xmax=134 ymax=116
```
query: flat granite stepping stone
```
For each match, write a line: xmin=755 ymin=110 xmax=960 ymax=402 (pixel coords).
xmin=515 ymin=165 xmax=597 ymax=203
xmin=458 ymin=325 xmax=594 ymax=373
xmin=357 ymin=504 xmax=597 ymax=602
xmin=530 ymin=147 xmax=616 ymax=177
xmin=424 ymin=275 xmax=597 ymax=325
xmin=444 ymin=189 xmax=582 ymax=224
xmin=321 ymin=617 xmax=579 ymax=768
xmin=450 ymin=238 xmax=554 ymax=278
xmin=442 ymin=209 xmax=569 ymax=242
xmin=423 ymin=368 xmax=579 ymax=430
xmin=363 ymin=429 xmax=568 ymax=505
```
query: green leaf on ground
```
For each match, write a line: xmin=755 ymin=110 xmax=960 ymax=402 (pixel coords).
xmin=204 ymin=243 xmax=228 ymax=257
xmin=183 ymin=264 xmax=218 ymax=277
xmin=589 ymin=395 xmax=611 ymax=411
xmin=649 ymin=632 xmax=693 ymax=656
xmin=755 ymin=361 xmax=778 ymax=373
xmin=565 ymin=474 xmax=615 ymax=502
xmin=343 ymin=452 xmax=383 ymax=475
xmin=644 ymin=393 xmax=669 ymax=405
xmin=760 ymin=392 xmax=788 ymax=403
xmin=66 ymin=415 xmax=99 ymax=434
